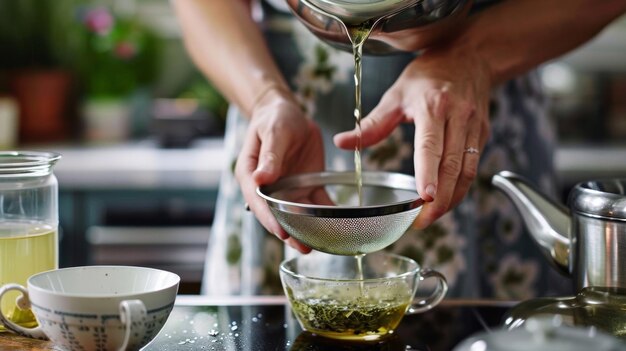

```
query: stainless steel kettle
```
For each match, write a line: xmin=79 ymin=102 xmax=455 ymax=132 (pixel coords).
xmin=455 ymin=316 xmax=626 ymax=351
xmin=284 ymin=0 xmax=472 ymax=54
xmin=492 ymin=171 xmax=626 ymax=291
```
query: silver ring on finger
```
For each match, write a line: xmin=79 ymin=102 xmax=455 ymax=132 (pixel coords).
xmin=464 ymin=147 xmax=479 ymax=155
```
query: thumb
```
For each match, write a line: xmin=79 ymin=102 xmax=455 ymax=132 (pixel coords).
xmin=333 ymin=91 xmax=404 ymax=149
xmin=253 ymin=134 xmax=290 ymax=185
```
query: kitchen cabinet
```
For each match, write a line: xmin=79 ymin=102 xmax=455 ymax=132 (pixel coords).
xmin=48 ymin=138 xmax=224 ymax=294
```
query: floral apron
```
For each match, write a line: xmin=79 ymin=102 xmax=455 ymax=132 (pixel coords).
xmin=201 ymin=0 xmax=571 ymax=299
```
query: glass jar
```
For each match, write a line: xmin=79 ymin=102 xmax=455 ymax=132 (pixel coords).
xmin=0 ymin=151 xmax=61 ymax=329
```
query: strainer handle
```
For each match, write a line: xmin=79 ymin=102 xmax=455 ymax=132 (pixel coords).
xmin=406 ymin=268 xmax=448 ymax=314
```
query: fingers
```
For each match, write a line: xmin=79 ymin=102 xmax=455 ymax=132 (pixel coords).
xmin=412 ymin=89 xmax=448 ymax=202
xmin=252 ymin=123 xmax=292 ymax=185
xmin=413 ymin=95 xmax=477 ymax=229
xmin=333 ymin=91 xmax=404 ymax=149
xmin=285 ymin=237 xmax=312 ymax=254
xmin=235 ymin=126 xmax=289 ymax=240
xmin=449 ymin=105 xmax=489 ymax=208
xmin=310 ymin=186 xmax=335 ymax=206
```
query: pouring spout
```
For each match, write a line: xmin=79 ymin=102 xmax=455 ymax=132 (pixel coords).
xmin=492 ymin=171 xmax=571 ymax=275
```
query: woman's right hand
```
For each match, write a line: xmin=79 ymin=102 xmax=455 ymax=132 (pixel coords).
xmin=235 ymin=91 xmax=324 ymax=253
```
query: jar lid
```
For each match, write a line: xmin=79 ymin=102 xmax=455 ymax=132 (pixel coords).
xmin=0 ymin=151 xmax=61 ymax=177
xmin=569 ymin=179 xmax=626 ymax=222
xmin=454 ymin=317 xmax=626 ymax=351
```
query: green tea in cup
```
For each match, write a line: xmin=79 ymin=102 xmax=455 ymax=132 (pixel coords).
xmin=287 ymin=286 xmax=411 ymax=339
xmin=280 ymin=251 xmax=448 ymax=341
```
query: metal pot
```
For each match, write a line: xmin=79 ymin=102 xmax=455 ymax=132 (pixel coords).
xmin=455 ymin=316 xmax=626 ymax=351
xmin=492 ymin=171 xmax=626 ymax=291
xmin=285 ymin=0 xmax=472 ymax=54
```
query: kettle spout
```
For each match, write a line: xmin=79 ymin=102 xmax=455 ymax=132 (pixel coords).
xmin=491 ymin=171 xmax=571 ymax=275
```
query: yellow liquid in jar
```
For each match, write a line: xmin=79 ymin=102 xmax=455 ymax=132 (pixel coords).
xmin=0 ymin=222 xmax=58 ymax=330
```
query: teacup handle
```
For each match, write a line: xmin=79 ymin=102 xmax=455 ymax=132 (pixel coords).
xmin=406 ymin=268 xmax=448 ymax=314
xmin=0 ymin=284 xmax=47 ymax=339
xmin=118 ymin=299 xmax=147 ymax=351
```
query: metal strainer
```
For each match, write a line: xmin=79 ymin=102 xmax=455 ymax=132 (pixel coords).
xmin=257 ymin=171 xmax=424 ymax=255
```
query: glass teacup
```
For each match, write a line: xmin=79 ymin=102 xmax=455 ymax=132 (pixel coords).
xmin=280 ymin=251 xmax=448 ymax=341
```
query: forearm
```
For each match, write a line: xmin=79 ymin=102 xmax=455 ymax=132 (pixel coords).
xmin=456 ymin=0 xmax=626 ymax=85
xmin=172 ymin=0 xmax=291 ymax=117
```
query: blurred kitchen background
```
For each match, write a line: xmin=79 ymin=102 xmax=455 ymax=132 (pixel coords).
xmin=0 ymin=0 xmax=625 ymax=294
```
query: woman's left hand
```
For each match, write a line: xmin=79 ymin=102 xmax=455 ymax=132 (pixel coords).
xmin=334 ymin=44 xmax=492 ymax=229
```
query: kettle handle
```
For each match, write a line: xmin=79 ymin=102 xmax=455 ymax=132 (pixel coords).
xmin=492 ymin=171 xmax=570 ymax=275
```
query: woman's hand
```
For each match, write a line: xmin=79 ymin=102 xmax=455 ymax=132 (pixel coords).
xmin=235 ymin=92 xmax=323 ymax=253
xmin=334 ymin=44 xmax=491 ymax=229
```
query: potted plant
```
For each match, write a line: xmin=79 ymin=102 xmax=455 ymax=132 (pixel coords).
xmin=74 ymin=5 xmax=160 ymax=142
xmin=0 ymin=0 xmax=80 ymax=143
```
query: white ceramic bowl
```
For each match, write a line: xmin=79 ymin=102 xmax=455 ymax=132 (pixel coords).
xmin=0 ymin=266 xmax=180 ymax=351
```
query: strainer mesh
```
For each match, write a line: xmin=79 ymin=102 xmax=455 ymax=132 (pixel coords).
xmin=271 ymin=207 xmax=421 ymax=255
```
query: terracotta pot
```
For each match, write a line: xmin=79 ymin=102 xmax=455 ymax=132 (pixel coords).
xmin=10 ymin=70 xmax=72 ymax=143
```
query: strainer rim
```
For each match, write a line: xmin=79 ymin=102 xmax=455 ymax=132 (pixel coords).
xmin=279 ymin=252 xmax=421 ymax=283
xmin=257 ymin=171 xmax=424 ymax=218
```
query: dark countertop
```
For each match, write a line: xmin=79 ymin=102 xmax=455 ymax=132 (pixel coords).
xmin=0 ymin=296 xmax=516 ymax=351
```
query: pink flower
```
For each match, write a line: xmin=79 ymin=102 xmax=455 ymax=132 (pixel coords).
xmin=114 ymin=42 xmax=137 ymax=59
xmin=84 ymin=8 xmax=114 ymax=35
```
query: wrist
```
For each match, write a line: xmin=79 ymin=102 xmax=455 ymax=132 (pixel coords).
xmin=425 ymin=31 xmax=495 ymax=87
xmin=249 ymin=82 xmax=298 ymax=117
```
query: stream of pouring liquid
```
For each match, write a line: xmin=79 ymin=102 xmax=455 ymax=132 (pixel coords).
xmin=347 ymin=24 xmax=371 ymax=208
xmin=346 ymin=24 xmax=374 ymax=292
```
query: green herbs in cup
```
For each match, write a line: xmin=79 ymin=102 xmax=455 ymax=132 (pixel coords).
xmin=287 ymin=286 xmax=411 ymax=340
xmin=280 ymin=251 xmax=448 ymax=341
